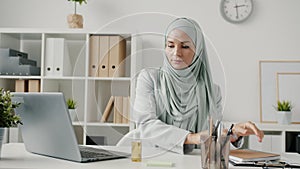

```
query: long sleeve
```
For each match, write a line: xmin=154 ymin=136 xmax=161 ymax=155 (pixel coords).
xmin=213 ymin=86 xmax=245 ymax=148
xmin=133 ymin=69 xmax=190 ymax=154
xmin=213 ymin=84 xmax=223 ymax=120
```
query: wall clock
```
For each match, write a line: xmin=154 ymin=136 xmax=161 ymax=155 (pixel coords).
xmin=220 ymin=0 xmax=254 ymax=23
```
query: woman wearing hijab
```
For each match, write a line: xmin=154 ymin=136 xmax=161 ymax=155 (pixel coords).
xmin=118 ymin=17 xmax=264 ymax=154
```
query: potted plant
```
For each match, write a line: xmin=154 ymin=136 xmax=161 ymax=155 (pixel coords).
xmin=67 ymin=0 xmax=87 ymax=28
xmin=274 ymin=100 xmax=292 ymax=125
xmin=67 ymin=98 xmax=77 ymax=121
xmin=0 ymin=88 xmax=22 ymax=158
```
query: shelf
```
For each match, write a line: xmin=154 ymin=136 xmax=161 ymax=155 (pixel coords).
xmin=0 ymin=32 xmax=42 ymax=40
xmin=0 ymin=75 xmax=41 ymax=79
xmin=72 ymin=121 xmax=85 ymax=126
xmin=44 ymin=33 xmax=86 ymax=41
xmin=72 ymin=121 xmax=129 ymax=127
xmin=0 ymin=28 xmax=133 ymax=35
xmin=86 ymin=122 xmax=129 ymax=127
xmin=42 ymin=76 xmax=85 ymax=80
xmin=87 ymin=77 xmax=131 ymax=81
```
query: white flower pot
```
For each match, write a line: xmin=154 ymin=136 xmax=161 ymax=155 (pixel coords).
xmin=68 ymin=109 xmax=77 ymax=121
xmin=276 ymin=111 xmax=292 ymax=125
xmin=0 ymin=128 xmax=6 ymax=159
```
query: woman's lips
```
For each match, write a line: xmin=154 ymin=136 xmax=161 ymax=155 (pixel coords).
xmin=172 ymin=60 xmax=183 ymax=64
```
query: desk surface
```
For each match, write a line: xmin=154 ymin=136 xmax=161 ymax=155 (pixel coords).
xmin=0 ymin=143 xmax=299 ymax=169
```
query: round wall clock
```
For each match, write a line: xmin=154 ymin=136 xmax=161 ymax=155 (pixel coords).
xmin=220 ymin=0 xmax=254 ymax=23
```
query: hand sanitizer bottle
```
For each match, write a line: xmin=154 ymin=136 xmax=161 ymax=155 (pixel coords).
xmin=131 ymin=130 xmax=141 ymax=162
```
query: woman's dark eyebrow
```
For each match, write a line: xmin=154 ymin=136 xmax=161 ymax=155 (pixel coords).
xmin=167 ymin=40 xmax=191 ymax=44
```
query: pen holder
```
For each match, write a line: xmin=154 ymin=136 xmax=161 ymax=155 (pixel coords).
xmin=200 ymin=135 xmax=230 ymax=169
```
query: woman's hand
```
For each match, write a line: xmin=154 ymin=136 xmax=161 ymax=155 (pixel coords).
xmin=184 ymin=130 xmax=209 ymax=145
xmin=184 ymin=121 xmax=264 ymax=145
xmin=232 ymin=121 xmax=264 ymax=142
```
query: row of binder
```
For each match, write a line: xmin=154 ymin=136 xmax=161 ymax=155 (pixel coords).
xmin=45 ymin=38 xmax=72 ymax=77
xmin=44 ymin=36 xmax=126 ymax=77
xmin=15 ymin=79 xmax=40 ymax=92
xmin=100 ymin=96 xmax=130 ymax=124
xmin=89 ymin=35 xmax=126 ymax=77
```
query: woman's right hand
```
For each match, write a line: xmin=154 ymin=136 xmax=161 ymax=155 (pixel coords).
xmin=184 ymin=130 xmax=209 ymax=145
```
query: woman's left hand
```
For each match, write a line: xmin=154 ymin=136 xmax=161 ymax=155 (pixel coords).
xmin=232 ymin=121 xmax=264 ymax=142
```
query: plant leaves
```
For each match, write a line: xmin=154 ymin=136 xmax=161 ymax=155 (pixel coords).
xmin=0 ymin=88 xmax=22 ymax=127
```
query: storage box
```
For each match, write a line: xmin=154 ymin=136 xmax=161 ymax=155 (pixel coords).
xmin=296 ymin=134 xmax=300 ymax=154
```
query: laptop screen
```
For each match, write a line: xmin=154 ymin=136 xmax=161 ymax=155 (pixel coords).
xmin=12 ymin=92 xmax=82 ymax=162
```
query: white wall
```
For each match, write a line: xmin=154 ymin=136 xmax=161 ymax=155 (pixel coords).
xmin=1 ymin=0 xmax=300 ymax=123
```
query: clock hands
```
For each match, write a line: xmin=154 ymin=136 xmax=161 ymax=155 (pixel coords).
xmin=234 ymin=2 xmax=247 ymax=19
xmin=234 ymin=0 xmax=239 ymax=19
xmin=235 ymin=4 xmax=246 ymax=8
xmin=235 ymin=6 xmax=239 ymax=19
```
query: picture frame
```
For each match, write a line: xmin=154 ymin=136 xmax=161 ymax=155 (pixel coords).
xmin=276 ymin=72 xmax=300 ymax=124
xmin=259 ymin=60 xmax=300 ymax=123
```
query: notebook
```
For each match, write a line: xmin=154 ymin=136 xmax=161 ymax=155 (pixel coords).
xmin=12 ymin=92 xmax=130 ymax=163
xmin=229 ymin=149 xmax=280 ymax=162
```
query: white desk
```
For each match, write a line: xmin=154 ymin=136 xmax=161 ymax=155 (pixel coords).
xmin=0 ymin=143 xmax=299 ymax=169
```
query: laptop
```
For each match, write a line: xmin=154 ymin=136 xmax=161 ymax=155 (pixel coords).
xmin=12 ymin=92 xmax=130 ymax=163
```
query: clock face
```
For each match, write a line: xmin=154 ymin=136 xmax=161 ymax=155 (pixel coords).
xmin=220 ymin=0 xmax=253 ymax=23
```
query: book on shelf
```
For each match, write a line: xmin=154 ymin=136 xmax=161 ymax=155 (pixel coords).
xmin=108 ymin=36 xmax=126 ymax=77
xmin=45 ymin=38 xmax=72 ymax=77
xmin=229 ymin=149 xmax=280 ymax=162
xmin=113 ymin=96 xmax=123 ymax=124
xmin=100 ymin=96 xmax=114 ymax=123
xmin=100 ymin=96 xmax=130 ymax=124
xmin=15 ymin=80 xmax=28 ymax=92
xmin=89 ymin=35 xmax=126 ymax=78
xmin=122 ymin=96 xmax=130 ymax=124
xmin=98 ymin=36 xmax=109 ymax=77
xmin=28 ymin=80 xmax=40 ymax=92
xmin=89 ymin=35 xmax=99 ymax=77
xmin=15 ymin=79 xmax=40 ymax=93
xmin=89 ymin=35 xmax=110 ymax=77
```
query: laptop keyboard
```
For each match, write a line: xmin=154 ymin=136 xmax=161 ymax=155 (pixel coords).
xmin=79 ymin=147 xmax=114 ymax=158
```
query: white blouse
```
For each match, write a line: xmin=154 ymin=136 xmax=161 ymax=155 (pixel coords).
xmin=118 ymin=68 xmax=226 ymax=154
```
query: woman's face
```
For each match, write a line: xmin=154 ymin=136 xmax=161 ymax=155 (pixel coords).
xmin=165 ymin=29 xmax=196 ymax=70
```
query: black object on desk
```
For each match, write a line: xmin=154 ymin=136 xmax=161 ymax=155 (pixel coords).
xmin=296 ymin=134 xmax=300 ymax=154
xmin=286 ymin=132 xmax=300 ymax=153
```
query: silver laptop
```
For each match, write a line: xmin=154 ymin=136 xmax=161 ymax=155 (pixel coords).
xmin=12 ymin=92 xmax=130 ymax=163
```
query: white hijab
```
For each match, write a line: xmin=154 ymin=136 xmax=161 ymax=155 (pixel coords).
xmin=156 ymin=18 xmax=219 ymax=133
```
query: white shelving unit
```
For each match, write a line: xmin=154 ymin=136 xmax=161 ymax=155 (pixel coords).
xmin=248 ymin=123 xmax=300 ymax=154
xmin=0 ymin=29 xmax=142 ymax=145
